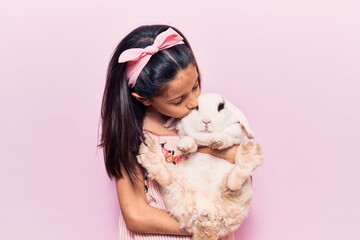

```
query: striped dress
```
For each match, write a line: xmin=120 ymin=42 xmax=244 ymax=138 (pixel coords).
xmin=118 ymin=130 xmax=235 ymax=240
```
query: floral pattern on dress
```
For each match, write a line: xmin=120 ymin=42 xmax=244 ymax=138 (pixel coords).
xmin=144 ymin=171 xmax=149 ymax=193
xmin=161 ymin=143 xmax=182 ymax=165
xmin=144 ymin=141 xmax=182 ymax=193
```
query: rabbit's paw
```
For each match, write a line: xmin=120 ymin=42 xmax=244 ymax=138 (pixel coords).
xmin=209 ymin=133 xmax=233 ymax=150
xmin=153 ymin=167 xmax=173 ymax=187
xmin=137 ymin=138 xmax=164 ymax=165
xmin=237 ymin=139 xmax=264 ymax=168
xmin=177 ymin=136 xmax=198 ymax=154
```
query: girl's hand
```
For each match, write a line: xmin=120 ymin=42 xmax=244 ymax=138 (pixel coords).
xmin=197 ymin=145 xmax=239 ymax=164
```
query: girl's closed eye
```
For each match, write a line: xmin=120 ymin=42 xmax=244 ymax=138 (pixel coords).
xmin=174 ymin=97 xmax=183 ymax=105
xmin=172 ymin=81 xmax=199 ymax=105
xmin=192 ymin=81 xmax=199 ymax=91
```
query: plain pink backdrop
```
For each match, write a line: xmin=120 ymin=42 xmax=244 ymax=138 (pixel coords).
xmin=1 ymin=0 xmax=359 ymax=239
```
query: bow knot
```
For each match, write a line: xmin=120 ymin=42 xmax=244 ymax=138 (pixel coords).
xmin=118 ymin=28 xmax=185 ymax=87
xmin=144 ymin=45 xmax=159 ymax=55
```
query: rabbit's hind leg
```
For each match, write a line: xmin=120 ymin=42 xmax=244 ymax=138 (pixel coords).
xmin=226 ymin=140 xmax=263 ymax=190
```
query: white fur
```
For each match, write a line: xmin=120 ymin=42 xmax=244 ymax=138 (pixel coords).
xmin=138 ymin=93 xmax=264 ymax=240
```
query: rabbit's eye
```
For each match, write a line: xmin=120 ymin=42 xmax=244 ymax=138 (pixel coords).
xmin=217 ymin=102 xmax=225 ymax=112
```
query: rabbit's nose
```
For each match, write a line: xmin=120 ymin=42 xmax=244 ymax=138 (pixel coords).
xmin=202 ymin=119 xmax=211 ymax=124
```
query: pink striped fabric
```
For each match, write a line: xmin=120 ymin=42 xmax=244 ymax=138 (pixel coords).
xmin=118 ymin=130 xmax=235 ymax=240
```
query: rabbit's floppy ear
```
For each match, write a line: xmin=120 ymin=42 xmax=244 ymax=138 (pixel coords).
xmin=163 ymin=117 xmax=177 ymax=130
xmin=226 ymin=100 xmax=254 ymax=139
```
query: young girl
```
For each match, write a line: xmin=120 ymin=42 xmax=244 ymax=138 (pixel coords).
xmin=99 ymin=24 xmax=239 ymax=239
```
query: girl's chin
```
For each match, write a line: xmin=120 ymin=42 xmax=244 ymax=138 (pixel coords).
xmin=184 ymin=109 xmax=193 ymax=116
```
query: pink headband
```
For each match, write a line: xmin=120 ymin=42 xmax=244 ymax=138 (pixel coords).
xmin=118 ymin=28 xmax=185 ymax=87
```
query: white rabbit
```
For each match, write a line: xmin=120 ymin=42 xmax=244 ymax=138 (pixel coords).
xmin=175 ymin=92 xmax=254 ymax=152
xmin=137 ymin=93 xmax=263 ymax=240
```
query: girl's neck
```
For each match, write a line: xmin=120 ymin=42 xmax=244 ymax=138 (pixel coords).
xmin=143 ymin=107 xmax=176 ymax=135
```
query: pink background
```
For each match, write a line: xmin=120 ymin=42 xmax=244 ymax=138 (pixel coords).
xmin=1 ymin=0 xmax=359 ymax=239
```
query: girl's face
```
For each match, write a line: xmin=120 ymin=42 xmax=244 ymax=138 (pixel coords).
xmin=147 ymin=64 xmax=200 ymax=119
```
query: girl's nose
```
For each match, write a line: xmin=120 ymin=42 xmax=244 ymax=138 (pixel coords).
xmin=186 ymin=95 xmax=198 ymax=110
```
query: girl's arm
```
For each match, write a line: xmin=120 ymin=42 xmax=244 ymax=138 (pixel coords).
xmin=116 ymin=165 xmax=190 ymax=235
xmin=197 ymin=145 xmax=239 ymax=164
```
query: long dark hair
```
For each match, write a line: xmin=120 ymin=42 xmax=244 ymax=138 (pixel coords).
xmin=99 ymin=25 xmax=201 ymax=182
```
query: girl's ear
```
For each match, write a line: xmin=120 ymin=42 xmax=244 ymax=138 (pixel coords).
xmin=131 ymin=92 xmax=151 ymax=106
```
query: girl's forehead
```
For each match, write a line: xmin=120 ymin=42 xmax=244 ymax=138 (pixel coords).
xmin=162 ymin=64 xmax=198 ymax=99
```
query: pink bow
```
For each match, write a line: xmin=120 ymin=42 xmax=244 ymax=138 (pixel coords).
xmin=118 ymin=28 xmax=185 ymax=87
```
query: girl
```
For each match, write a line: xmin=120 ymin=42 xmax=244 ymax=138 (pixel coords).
xmin=99 ymin=25 xmax=239 ymax=239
